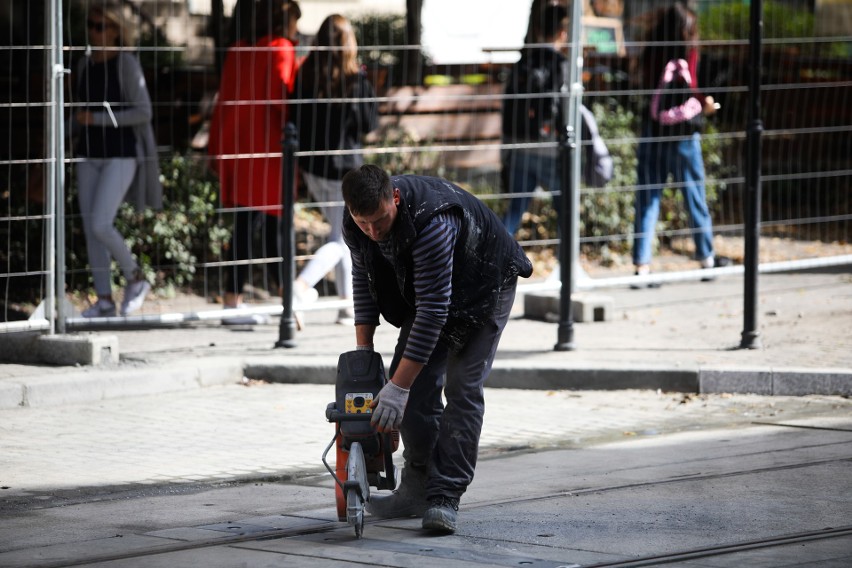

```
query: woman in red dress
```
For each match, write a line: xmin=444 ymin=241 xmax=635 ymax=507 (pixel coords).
xmin=208 ymin=0 xmax=298 ymax=320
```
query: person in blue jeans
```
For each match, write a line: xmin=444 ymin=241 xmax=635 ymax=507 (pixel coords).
xmin=501 ymin=4 xmax=611 ymax=245
xmin=633 ymin=129 xmax=714 ymax=271
xmin=633 ymin=2 xmax=723 ymax=286
xmin=501 ymin=4 xmax=568 ymax=239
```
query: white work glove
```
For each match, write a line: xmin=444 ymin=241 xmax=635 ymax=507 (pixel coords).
xmin=371 ymin=381 xmax=409 ymax=431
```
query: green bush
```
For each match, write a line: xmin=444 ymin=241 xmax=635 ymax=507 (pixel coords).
xmin=701 ymin=0 xmax=814 ymax=41
xmin=350 ymin=13 xmax=407 ymax=69
xmin=580 ymin=101 xmax=638 ymax=256
xmin=364 ymin=123 xmax=441 ymax=175
xmin=114 ymin=153 xmax=229 ymax=294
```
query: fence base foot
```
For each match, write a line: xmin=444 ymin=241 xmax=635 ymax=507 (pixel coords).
xmin=554 ymin=322 xmax=576 ymax=352
xmin=524 ymin=292 xmax=613 ymax=323
xmin=739 ymin=331 xmax=762 ymax=350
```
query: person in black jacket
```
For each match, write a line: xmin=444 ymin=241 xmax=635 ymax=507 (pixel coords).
xmin=293 ymin=14 xmax=379 ymax=324
xmin=501 ymin=3 xmax=611 ymax=241
xmin=341 ymin=165 xmax=533 ymax=534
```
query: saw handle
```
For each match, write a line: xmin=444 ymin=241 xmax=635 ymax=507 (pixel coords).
xmin=326 ymin=408 xmax=373 ymax=423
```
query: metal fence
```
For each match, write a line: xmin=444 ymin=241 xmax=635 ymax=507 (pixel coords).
xmin=1 ymin=0 xmax=850 ymax=343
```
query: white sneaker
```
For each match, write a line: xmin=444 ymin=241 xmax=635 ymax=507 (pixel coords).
xmin=293 ymin=282 xmax=319 ymax=305
xmin=336 ymin=307 xmax=355 ymax=326
xmin=121 ymin=278 xmax=151 ymax=316
xmin=82 ymin=298 xmax=117 ymax=318
xmin=221 ymin=304 xmax=270 ymax=326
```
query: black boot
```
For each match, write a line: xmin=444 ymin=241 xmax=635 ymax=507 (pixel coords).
xmin=422 ymin=496 xmax=459 ymax=534
xmin=366 ymin=466 xmax=429 ymax=518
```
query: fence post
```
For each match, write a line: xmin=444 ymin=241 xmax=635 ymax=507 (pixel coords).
xmin=554 ymin=119 xmax=576 ymax=352
xmin=554 ymin=0 xmax=584 ymax=352
xmin=275 ymin=122 xmax=298 ymax=348
xmin=46 ymin=0 xmax=62 ymax=335
xmin=741 ymin=0 xmax=763 ymax=350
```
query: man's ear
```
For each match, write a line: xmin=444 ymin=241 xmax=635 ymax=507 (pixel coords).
xmin=393 ymin=187 xmax=400 ymax=205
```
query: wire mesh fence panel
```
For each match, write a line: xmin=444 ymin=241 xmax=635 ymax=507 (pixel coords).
xmin=1 ymin=0 xmax=53 ymax=332
xmin=576 ymin=0 xmax=852 ymax=285
xmin=3 ymin=0 xmax=850 ymax=332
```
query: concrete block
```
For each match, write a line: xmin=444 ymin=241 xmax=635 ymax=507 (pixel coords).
xmin=489 ymin=364 xmax=698 ymax=392
xmin=0 ymin=332 xmax=41 ymax=363
xmin=771 ymin=370 xmax=852 ymax=396
xmin=100 ymin=368 xmax=203 ymax=400
xmin=0 ymin=332 xmax=118 ymax=366
xmin=699 ymin=369 xmax=773 ymax=395
xmin=24 ymin=373 xmax=108 ymax=407
xmin=245 ymin=362 xmax=336 ymax=384
xmin=523 ymin=292 xmax=614 ymax=323
xmin=194 ymin=359 xmax=248 ymax=387
xmin=37 ymin=333 xmax=120 ymax=366
xmin=0 ymin=381 xmax=24 ymax=408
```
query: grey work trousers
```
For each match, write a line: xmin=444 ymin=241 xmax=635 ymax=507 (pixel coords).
xmin=389 ymin=278 xmax=517 ymax=501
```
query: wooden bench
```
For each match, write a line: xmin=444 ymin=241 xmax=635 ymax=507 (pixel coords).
xmin=366 ymin=83 xmax=504 ymax=172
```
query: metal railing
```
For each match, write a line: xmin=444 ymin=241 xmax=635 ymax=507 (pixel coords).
xmin=2 ymin=1 xmax=849 ymax=353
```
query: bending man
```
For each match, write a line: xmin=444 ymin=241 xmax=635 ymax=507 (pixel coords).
xmin=341 ymin=165 xmax=533 ymax=534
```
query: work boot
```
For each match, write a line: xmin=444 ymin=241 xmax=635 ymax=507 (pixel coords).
xmin=366 ymin=466 xmax=429 ymax=518
xmin=422 ymin=496 xmax=459 ymax=534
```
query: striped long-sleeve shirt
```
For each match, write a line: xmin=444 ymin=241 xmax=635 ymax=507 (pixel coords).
xmin=352 ymin=210 xmax=460 ymax=364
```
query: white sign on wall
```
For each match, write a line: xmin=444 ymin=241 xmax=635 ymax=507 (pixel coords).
xmin=421 ymin=0 xmax=533 ymax=64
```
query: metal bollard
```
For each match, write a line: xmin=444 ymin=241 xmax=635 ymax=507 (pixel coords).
xmin=554 ymin=122 xmax=576 ymax=352
xmin=276 ymin=122 xmax=298 ymax=348
xmin=740 ymin=0 xmax=764 ymax=350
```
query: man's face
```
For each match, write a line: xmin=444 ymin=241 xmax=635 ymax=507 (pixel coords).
xmin=351 ymin=188 xmax=399 ymax=242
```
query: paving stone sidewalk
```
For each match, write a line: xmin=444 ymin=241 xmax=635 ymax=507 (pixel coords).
xmin=2 ymin=382 xmax=849 ymax=499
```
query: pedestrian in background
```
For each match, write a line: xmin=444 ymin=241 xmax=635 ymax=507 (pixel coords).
xmin=293 ymin=14 xmax=379 ymax=325
xmin=501 ymin=4 xmax=612 ymax=240
xmin=208 ymin=0 xmax=297 ymax=323
xmin=341 ymin=165 xmax=533 ymax=534
xmin=632 ymin=1 xmax=724 ymax=287
xmin=280 ymin=0 xmax=311 ymax=62
xmin=72 ymin=1 xmax=160 ymax=318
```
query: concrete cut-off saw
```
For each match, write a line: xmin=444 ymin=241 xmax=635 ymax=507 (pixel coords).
xmin=323 ymin=350 xmax=399 ymax=538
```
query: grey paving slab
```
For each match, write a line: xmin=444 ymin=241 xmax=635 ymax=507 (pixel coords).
xmin=0 ymin=534 xmax=175 ymax=568
xmin=78 ymin=546 xmax=369 ymax=568
xmin=455 ymin=463 xmax=850 ymax=554
xmin=0 ymin=483 xmax=332 ymax=554
xmin=673 ymin=536 xmax=852 ymax=568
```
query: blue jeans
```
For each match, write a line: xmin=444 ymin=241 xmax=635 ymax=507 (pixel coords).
xmin=633 ymin=130 xmax=714 ymax=266
xmin=391 ymin=279 xmax=517 ymax=501
xmin=502 ymin=149 xmax=562 ymax=237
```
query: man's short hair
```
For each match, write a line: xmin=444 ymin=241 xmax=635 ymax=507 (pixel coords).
xmin=342 ymin=165 xmax=394 ymax=216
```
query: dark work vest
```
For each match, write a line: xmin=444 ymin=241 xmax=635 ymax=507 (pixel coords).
xmin=344 ymin=175 xmax=533 ymax=351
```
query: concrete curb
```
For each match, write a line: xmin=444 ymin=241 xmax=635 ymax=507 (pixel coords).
xmin=699 ymin=367 xmax=852 ymax=396
xmin=3 ymin=357 xmax=849 ymax=409
xmin=1 ymin=357 xmax=245 ymax=409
